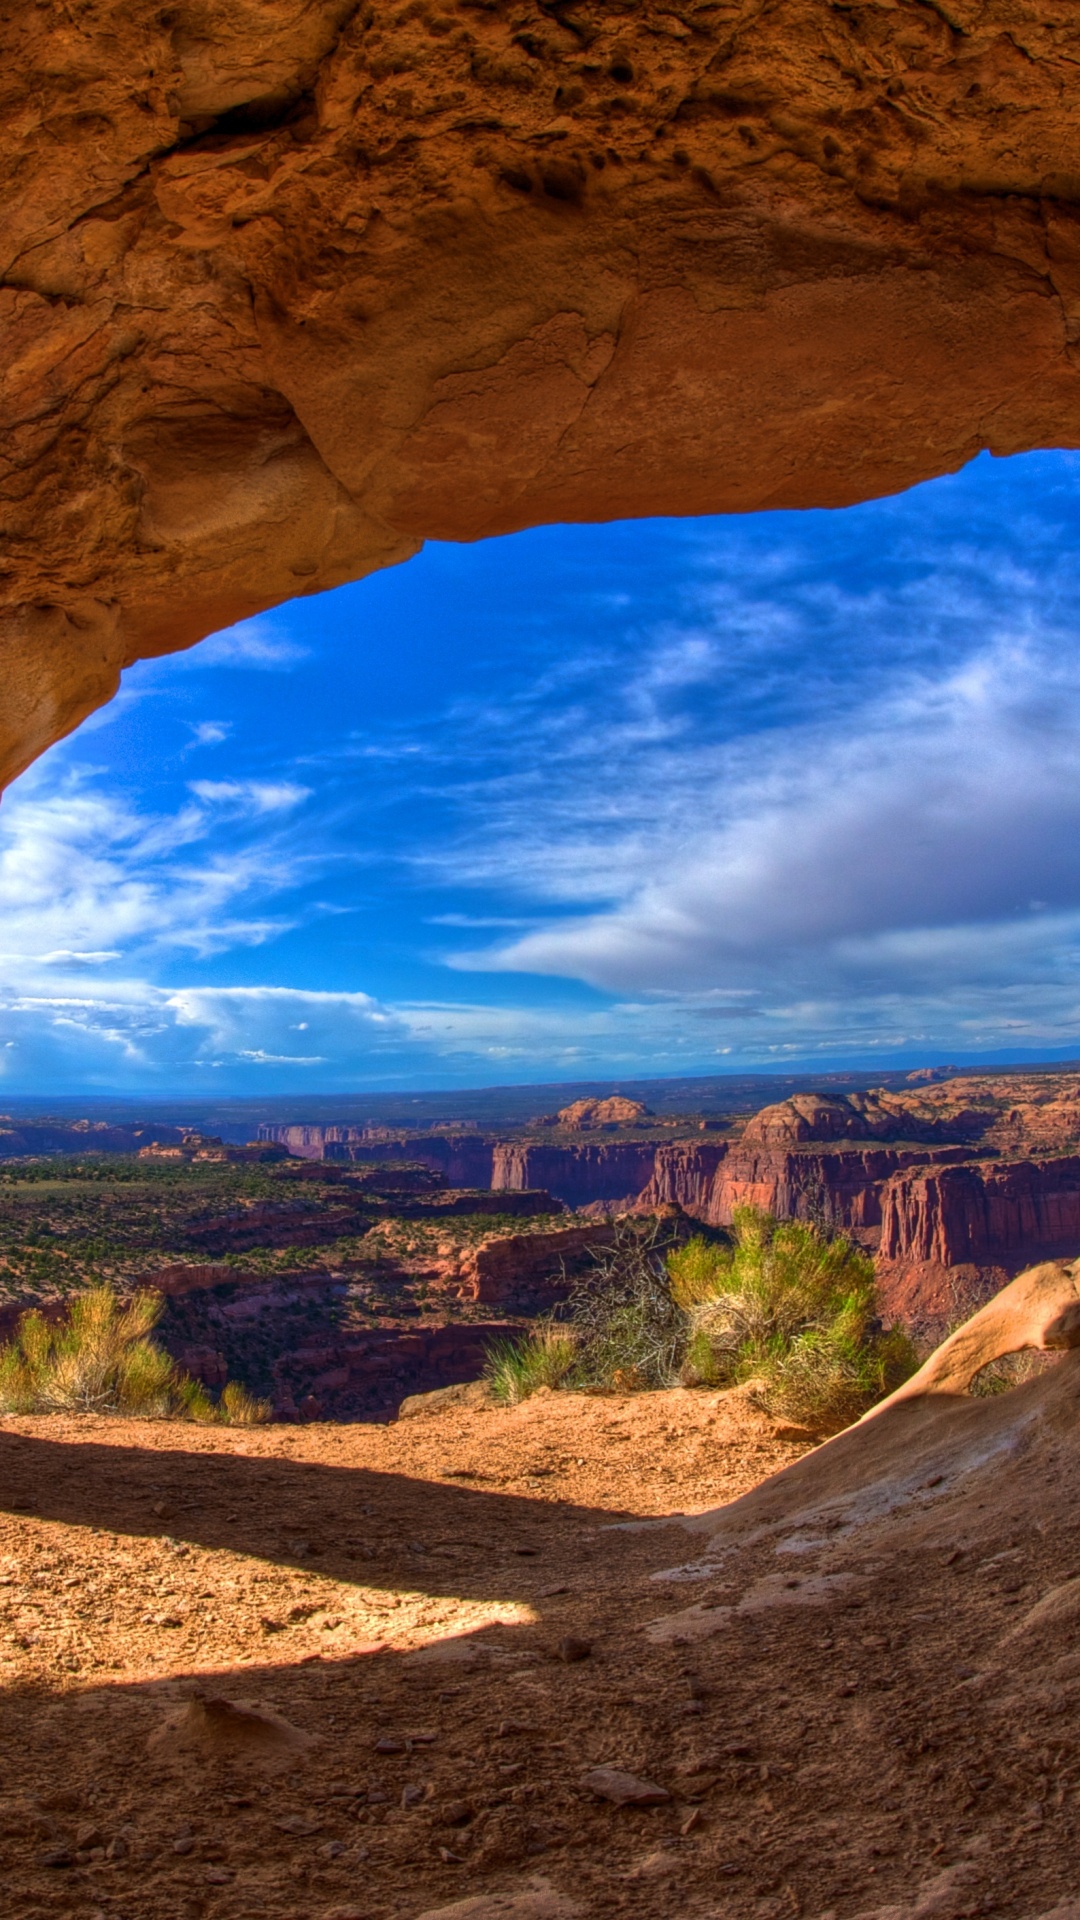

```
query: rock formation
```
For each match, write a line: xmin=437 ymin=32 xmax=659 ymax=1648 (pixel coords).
xmin=550 ymin=1097 xmax=653 ymax=1130
xmin=5 ymin=2 xmax=1080 ymax=785
xmin=492 ymin=1139 xmax=660 ymax=1208
xmin=880 ymin=1155 xmax=1080 ymax=1267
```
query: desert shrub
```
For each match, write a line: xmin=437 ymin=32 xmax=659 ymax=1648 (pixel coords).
xmin=564 ymin=1216 xmax=688 ymax=1389
xmin=669 ymin=1208 xmax=917 ymax=1431
xmin=484 ymin=1322 xmax=578 ymax=1405
xmin=0 ymin=1286 xmax=269 ymax=1423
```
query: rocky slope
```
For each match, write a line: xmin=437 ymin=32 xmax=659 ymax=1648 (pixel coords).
xmin=6 ymin=3 xmax=1080 ymax=785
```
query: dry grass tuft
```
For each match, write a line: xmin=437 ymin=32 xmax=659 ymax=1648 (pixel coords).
xmin=0 ymin=1286 xmax=270 ymax=1423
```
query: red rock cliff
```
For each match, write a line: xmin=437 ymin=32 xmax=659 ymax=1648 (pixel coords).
xmin=642 ymin=1140 xmax=966 ymax=1233
xmin=880 ymin=1156 xmax=1080 ymax=1266
xmin=492 ymin=1142 xmax=659 ymax=1209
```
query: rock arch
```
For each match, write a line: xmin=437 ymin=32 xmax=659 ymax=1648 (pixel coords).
xmin=4 ymin=0 xmax=1080 ymax=786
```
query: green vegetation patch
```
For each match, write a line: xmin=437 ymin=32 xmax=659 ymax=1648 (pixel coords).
xmin=486 ymin=1209 xmax=917 ymax=1433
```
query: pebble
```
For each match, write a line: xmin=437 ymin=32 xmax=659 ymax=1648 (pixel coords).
xmin=276 ymin=1813 xmax=322 ymax=1835
xmin=204 ymin=1866 xmax=234 ymax=1884
xmin=76 ymin=1822 xmax=103 ymax=1849
xmin=375 ymin=1737 xmax=405 ymax=1753
xmin=41 ymin=1847 xmax=73 ymax=1868
xmin=556 ymin=1637 xmax=591 ymax=1663
xmin=318 ymin=1840 xmax=348 ymax=1860
xmin=582 ymin=1766 xmax=671 ymax=1807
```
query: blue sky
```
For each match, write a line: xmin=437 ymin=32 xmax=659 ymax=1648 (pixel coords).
xmin=5 ymin=449 xmax=1080 ymax=1093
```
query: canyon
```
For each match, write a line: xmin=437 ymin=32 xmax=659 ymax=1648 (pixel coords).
xmin=263 ymin=1071 xmax=1080 ymax=1336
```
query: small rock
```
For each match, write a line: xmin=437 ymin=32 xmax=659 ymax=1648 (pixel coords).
xmin=367 ymin=1787 xmax=391 ymax=1805
xmin=398 ymin=1379 xmax=493 ymax=1418
xmin=260 ymin=1616 xmax=286 ymax=1634
xmin=173 ymin=1836 xmax=195 ymax=1855
xmin=41 ymin=1848 xmax=73 ymax=1868
xmin=497 ymin=1721 xmax=534 ymax=1738
xmin=204 ymin=1866 xmax=234 ymax=1884
xmin=556 ymin=1637 xmax=591 ymax=1664
xmin=318 ymin=1840 xmax=347 ymax=1860
xmin=413 ymin=1876 xmax=579 ymax=1919
xmin=582 ymin=1766 xmax=670 ymax=1807
xmin=375 ymin=1736 xmax=405 ymax=1753
xmin=402 ymin=1783 xmax=426 ymax=1808
xmin=439 ymin=1800 xmax=475 ymax=1828
xmin=106 ymin=1835 xmax=128 ymax=1860
xmin=76 ymin=1822 xmax=103 ymax=1849
xmin=276 ymin=1814 xmax=322 ymax=1836
xmin=680 ymin=1809 xmax=701 ymax=1835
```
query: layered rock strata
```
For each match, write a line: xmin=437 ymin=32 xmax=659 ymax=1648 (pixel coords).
xmin=492 ymin=1140 xmax=659 ymax=1208
xmin=641 ymin=1139 xmax=972 ymax=1232
xmin=880 ymin=1155 xmax=1080 ymax=1266
xmin=6 ymin=3 xmax=1080 ymax=784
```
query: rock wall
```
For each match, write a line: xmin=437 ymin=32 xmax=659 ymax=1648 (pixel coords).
xmin=437 ymin=1222 xmax=614 ymax=1308
xmin=491 ymin=1140 xmax=659 ymax=1207
xmin=6 ymin=2 xmax=1080 ymax=785
xmin=262 ymin=1125 xmax=496 ymax=1186
xmin=640 ymin=1140 xmax=969 ymax=1233
xmin=880 ymin=1155 xmax=1080 ymax=1266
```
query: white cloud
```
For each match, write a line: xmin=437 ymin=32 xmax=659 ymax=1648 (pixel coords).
xmin=180 ymin=617 xmax=308 ymax=671
xmin=187 ymin=779 xmax=311 ymax=815
xmin=188 ymin=720 xmax=232 ymax=747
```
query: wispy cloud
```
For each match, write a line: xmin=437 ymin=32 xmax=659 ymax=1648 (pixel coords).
xmin=179 ymin=616 xmax=309 ymax=671
xmin=187 ymin=779 xmax=311 ymax=815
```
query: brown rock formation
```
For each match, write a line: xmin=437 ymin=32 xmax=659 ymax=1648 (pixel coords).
xmin=434 ymin=1222 xmax=614 ymax=1307
xmin=553 ymin=1097 xmax=652 ymax=1130
xmin=263 ymin=1125 xmax=496 ymax=1186
xmin=492 ymin=1139 xmax=659 ymax=1208
xmin=6 ymin=3 xmax=1080 ymax=785
xmin=640 ymin=1135 xmax=968 ymax=1233
xmin=880 ymin=1154 xmax=1080 ymax=1267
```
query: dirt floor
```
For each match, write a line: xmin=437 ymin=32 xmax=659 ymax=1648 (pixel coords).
xmin=1 ymin=1381 xmax=1078 ymax=1920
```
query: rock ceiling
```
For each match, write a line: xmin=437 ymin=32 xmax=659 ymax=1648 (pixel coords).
xmin=3 ymin=0 xmax=1080 ymax=786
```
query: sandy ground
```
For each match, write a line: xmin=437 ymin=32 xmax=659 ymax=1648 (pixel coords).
xmin=0 ymin=1385 xmax=1076 ymax=1920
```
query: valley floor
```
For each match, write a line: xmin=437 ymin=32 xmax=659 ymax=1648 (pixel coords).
xmin=0 ymin=1388 xmax=1075 ymax=1920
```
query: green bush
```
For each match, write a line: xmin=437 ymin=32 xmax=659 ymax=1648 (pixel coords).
xmin=668 ymin=1208 xmax=917 ymax=1431
xmin=0 ymin=1286 xmax=270 ymax=1423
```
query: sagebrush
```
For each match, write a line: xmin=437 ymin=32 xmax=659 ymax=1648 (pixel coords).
xmin=485 ymin=1207 xmax=916 ymax=1433
xmin=0 ymin=1286 xmax=270 ymax=1423
xmin=670 ymin=1207 xmax=917 ymax=1430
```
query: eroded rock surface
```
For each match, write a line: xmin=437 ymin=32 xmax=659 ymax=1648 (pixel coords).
xmin=5 ymin=2 xmax=1080 ymax=782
